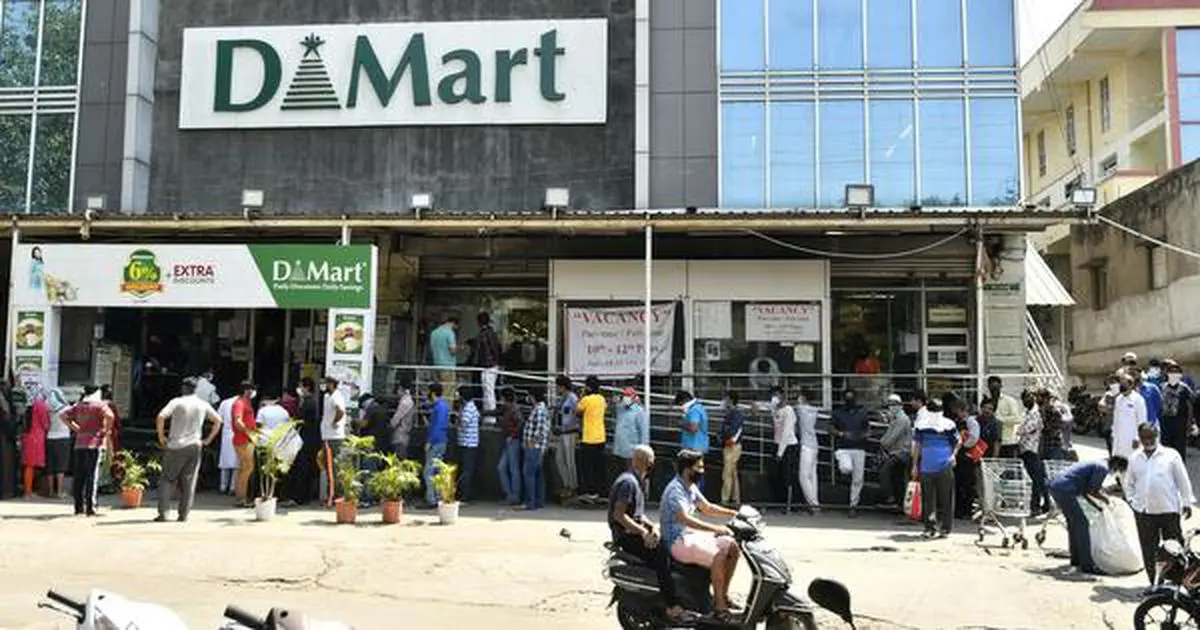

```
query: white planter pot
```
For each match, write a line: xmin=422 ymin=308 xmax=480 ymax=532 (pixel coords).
xmin=254 ymin=497 xmax=277 ymax=521
xmin=437 ymin=501 xmax=460 ymax=525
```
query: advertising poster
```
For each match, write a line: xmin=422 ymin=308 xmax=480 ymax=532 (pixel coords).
xmin=331 ymin=314 xmax=366 ymax=354
xmin=13 ymin=311 xmax=45 ymax=351
xmin=566 ymin=303 xmax=675 ymax=375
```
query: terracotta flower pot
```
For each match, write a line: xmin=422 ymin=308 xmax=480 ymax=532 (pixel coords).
xmin=120 ymin=487 xmax=143 ymax=509
xmin=334 ymin=498 xmax=358 ymax=524
xmin=381 ymin=500 xmax=403 ymax=524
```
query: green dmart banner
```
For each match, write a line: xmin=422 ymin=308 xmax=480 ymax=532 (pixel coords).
xmin=12 ymin=243 xmax=376 ymax=310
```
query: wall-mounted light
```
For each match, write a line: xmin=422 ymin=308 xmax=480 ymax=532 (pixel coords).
xmin=544 ymin=187 xmax=570 ymax=210
xmin=241 ymin=189 xmax=264 ymax=208
xmin=85 ymin=194 xmax=106 ymax=211
xmin=844 ymin=184 xmax=875 ymax=209
xmin=411 ymin=193 xmax=432 ymax=211
xmin=1070 ymin=187 xmax=1097 ymax=208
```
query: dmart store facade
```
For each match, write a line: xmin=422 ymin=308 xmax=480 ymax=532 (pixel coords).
xmin=8 ymin=242 xmax=377 ymax=423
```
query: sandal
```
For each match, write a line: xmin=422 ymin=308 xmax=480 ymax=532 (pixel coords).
xmin=711 ymin=609 xmax=737 ymax=624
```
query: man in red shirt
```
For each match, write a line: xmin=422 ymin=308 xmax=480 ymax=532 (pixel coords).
xmin=232 ymin=381 xmax=258 ymax=507
xmin=64 ymin=385 xmax=114 ymax=516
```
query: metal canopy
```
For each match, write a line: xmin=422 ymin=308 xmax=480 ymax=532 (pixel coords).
xmin=1025 ymin=242 xmax=1076 ymax=306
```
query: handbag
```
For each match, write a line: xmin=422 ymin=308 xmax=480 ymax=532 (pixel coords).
xmin=904 ymin=480 xmax=922 ymax=521
xmin=965 ymin=435 xmax=989 ymax=463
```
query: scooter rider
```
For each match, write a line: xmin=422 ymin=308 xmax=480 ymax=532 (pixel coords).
xmin=661 ymin=449 xmax=742 ymax=623
xmin=608 ymin=445 xmax=692 ymax=624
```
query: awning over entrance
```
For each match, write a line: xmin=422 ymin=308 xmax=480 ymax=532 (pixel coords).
xmin=1025 ymin=242 xmax=1075 ymax=306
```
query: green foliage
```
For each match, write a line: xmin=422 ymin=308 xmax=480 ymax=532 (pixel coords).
xmin=254 ymin=420 xmax=299 ymax=500
xmin=366 ymin=454 xmax=422 ymax=502
xmin=431 ymin=459 xmax=458 ymax=505
xmin=333 ymin=434 xmax=376 ymax=503
xmin=115 ymin=449 xmax=161 ymax=491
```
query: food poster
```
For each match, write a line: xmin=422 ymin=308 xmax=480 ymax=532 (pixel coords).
xmin=14 ymin=311 xmax=45 ymax=351
xmin=332 ymin=314 xmax=365 ymax=354
xmin=14 ymin=356 xmax=43 ymax=392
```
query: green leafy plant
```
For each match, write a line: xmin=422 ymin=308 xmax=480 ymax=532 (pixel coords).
xmin=431 ymin=459 xmax=458 ymax=505
xmin=334 ymin=434 xmax=376 ymax=503
xmin=254 ymin=420 xmax=300 ymax=501
xmin=115 ymin=450 xmax=161 ymax=491
xmin=366 ymin=454 xmax=422 ymax=502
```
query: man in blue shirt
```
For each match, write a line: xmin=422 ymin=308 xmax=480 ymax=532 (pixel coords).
xmin=423 ymin=383 xmax=450 ymax=508
xmin=910 ymin=391 xmax=961 ymax=538
xmin=719 ymin=391 xmax=745 ymax=505
xmin=661 ymin=449 xmax=740 ymax=622
xmin=675 ymin=391 xmax=710 ymax=492
xmin=1132 ymin=365 xmax=1163 ymax=428
xmin=1048 ymin=456 xmax=1128 ymax=575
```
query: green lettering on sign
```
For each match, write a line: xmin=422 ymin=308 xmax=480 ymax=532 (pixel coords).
xmin=347 ymin=34 xmax=432 ymax=108
xmin=493 ymin=48 xmax=528 ymax=103
xmin=214 ymin=40 xmax=282 ymax=112
xmin=438 ymin=49 xmax=486 ymax=104
xmin=535 ymin=29 xmax=566 ymax=102
xmin=248 ymin=245 xmax=373 ymax=309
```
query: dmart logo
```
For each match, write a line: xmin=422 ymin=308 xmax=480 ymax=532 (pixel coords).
xmin=179 ymin=20 xmax=609 ymax=129
xmin=271 ymin=259 xmax=367 ymax=286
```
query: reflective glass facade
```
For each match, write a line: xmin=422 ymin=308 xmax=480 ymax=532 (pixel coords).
xmin=0 ymin=0 xmax=83 ymax=213
xmin=719 ymin=0 xmax=1020 ymax=209
xmin=1178 ymin=28 xmax=1200 ymax=164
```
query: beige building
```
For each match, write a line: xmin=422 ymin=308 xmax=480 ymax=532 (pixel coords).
xmin=1021 ymin=0 xmax=1200 ymax=383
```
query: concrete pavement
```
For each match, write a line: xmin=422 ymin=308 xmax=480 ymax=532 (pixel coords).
xmin=0 ymin=491 xmax=1158 ymax=630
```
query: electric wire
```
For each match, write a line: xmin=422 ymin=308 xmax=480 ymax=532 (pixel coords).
xmin=1093 ymin=214 xmax=1200 ymax=261
xmin=741 ymin=228 xmax=969 ymax=259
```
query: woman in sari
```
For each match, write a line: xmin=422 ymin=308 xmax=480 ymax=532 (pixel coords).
xmin=21 ymin=390 xmax=49 ymax=497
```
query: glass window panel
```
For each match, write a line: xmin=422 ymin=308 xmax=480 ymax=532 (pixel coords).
xmin=919 ymin=99 xmax=966 ymax=205
xmin=1178 ymin=29 xmax=1200 ymax=75
xmin=966 ymin=0 xmax=1015 ymax=67
xmin=817 ymin=0 xmax=863 ymax=69
xmin=770 ymin=101 xmax=816 ymax=206
xmin=869 ymin=100 xmax=917 ymax=206
xmin=0 ymin=115 xmax=32 ymax=211
xmin=867 ymin=0 xmax=912 ymax=68
xmin=0 ymin=0 xmax=39 ymax=87
xmin=1181 ymin=78 xmax=1200 ymax=121
xmin=769 ymin=0 xmax=814 ymax=69
xmin=1183 ymin=124 xmax=1200 ymax=165
xmin=722 ymin=102 xmax=767 ymax=207
xmin=818 ymin=100 xmax=866 ymax=206
xmin=30 ymin=113 xmax=73 ymax=213
xmin=721 ymin=0 xmax=765 ymax=71
xmin=917 ymin=0 xmax=963 ymax=68
xmin=38 ymin=0 xmax=82 ymax=86
xmin=970 ymin=98 xmax=1019 ymax=206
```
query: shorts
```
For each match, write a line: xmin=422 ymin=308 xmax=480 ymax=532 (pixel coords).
xmin=46 ymin=438 xmax=72 ymax=474
xmin=670 ymin=532 xmax=735 ymax=568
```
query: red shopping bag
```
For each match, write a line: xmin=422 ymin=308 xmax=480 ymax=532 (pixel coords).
xmin=904 ymin=480 xmax=922 ymax=521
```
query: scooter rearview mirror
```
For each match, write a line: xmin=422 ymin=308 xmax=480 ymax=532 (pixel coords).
xmin=807 ymin=578 xmax=853 ymax=625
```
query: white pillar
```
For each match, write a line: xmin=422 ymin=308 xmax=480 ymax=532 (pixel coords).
xmin=5 ymin=228 xmax=18 ymax=377
xmin=643 ymin=225 xmax=653 ymax=401
xmin=975 ymin=231 xmax=987 ymax=398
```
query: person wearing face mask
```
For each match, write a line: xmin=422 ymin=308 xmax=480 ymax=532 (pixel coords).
xmin=768 ymin=386 xmax=799 ymax=513
xmin=231 ymin=381 xmax=259 ymax=508
xmin=675 ymin=392 xmax=710 ymax=490
xmin=1017 ymin=389 xmax=1050 ymax=517
xmin=984 ymin=375 xmax=1023 ymax=458
xmin=796 ymin=390 xmax=821 ymax=513
xmin=1111 ymin=372 xmax=1147 ymax=460
xmin=660 ymin=449 xmax=741 ymax=622
xmin=830 ymin=388 xmax=869 ymax=517
xmin=1130 ymin=365 xmax=1163 ymax=430
xmin=718 ymin=391 xmax=745 ymax=505
xmin=1097 ymin=374 xmax=1121 ymax=454
xmin=877 ymin=393 xmax=913 ymax=508
xmin=1126 ymin=422 xmax=1195 ymax=587
xmin=319 ymin=376 xmax=347 ymax=506
xmin=1159 ymin=360 xmax=1194 ymax=460
xmin=613 ymin=387 xmax=649 ymax=471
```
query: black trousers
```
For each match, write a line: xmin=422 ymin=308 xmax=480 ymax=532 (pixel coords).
xmin=1136 ymin=512 xmax=1184 ymax=584
xmin=920 ymin=466 xmax=955 ymax=534
xmin=771 ymin=445 xmax=801 ymax=508
xmin=72 ymin=448 xmax=101 ymax=515
xmin=954 ymin=454 xmax=978 ymax=518
xmin=579 ymin=444 xmax=606 ymax=496
xmin=1020 ymin=450 xmax=1050 ymax=515
xmin=878 ymin=453 xmax=910 ymax=504
xmin=286 ymin=442 xmax=320 ymax=504
xmin=615 ymin=532 xmax=676 ymax=606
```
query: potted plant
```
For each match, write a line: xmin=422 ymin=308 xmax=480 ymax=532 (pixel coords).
xmin=432 ymin=459 xmax=459 ymax=525
xmin=114 ymin=450 xmax=161 ymax=509
xmin=253 ymin=421 xmax=300 ymax=521
xmin=367 ymin=454 xmax=422 ymax=524
xmin=333 ymin=435 xmax=375 ymax=524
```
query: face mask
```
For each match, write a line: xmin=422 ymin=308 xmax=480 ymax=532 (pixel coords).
xmin=1149 ymin=368 xmax=1162 ymax=378
xmin=1109 ymin=384 xmax=1120 ymax=395
xmin=770 ymin=395 xmax=781 ymax=407
xmin=622 ymin=396 xmax=632 ymax=406
xmin=1169 ymin=374 xmax=1183 ymax=385
xmin=250 ymin=390 xmax=258 ymax=399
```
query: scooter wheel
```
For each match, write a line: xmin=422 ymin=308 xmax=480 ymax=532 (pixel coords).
xmin=616 ymin=602 xmax=659 ymax=630
xmin=766 ymin=612 xmax=817 ymax=630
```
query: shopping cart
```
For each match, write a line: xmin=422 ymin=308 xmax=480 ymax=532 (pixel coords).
xmin=1034 ymin=459 xmax=1078 ymax=547
xmin=977 ymin=458 xmax=1033 ymax=549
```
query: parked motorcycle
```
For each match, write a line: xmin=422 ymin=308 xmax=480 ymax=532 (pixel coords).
xmin=40 ymin=589 xmax=189 ymax=630
xmin=222 ymin=604 xmax=354 ymax=630
xmin=1134 ymin=529 xmax=1200 ymax=630
xmin=603 ymin=505 xmax=854 ymax=629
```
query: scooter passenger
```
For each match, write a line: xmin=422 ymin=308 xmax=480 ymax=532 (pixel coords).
xmin=661 ymin=449 xmax=742 ymax=623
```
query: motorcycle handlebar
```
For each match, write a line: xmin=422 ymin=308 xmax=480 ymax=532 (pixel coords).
xmin=45 ymin=590 xmax=84 ymax=616
xmin=223 ymin=605 xmax=266 ymax=629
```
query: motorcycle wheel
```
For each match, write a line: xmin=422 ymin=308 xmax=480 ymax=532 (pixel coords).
xmin=616 ymin=602 xmax=660 ymax=630
xmin=766 ymin=612 xmax=818 ymax=630
xmin=1133 ymin=593 xmax=1200 ymax=630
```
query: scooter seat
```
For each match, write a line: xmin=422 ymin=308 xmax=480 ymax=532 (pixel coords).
xmin=604 ymin=542 xmax=648 ymax=567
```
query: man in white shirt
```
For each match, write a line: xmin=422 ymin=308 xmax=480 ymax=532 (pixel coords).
xmin=194 ymin=369 xmax=221 ymax=406
xmin=217 ymin=395 xmax=238 ymax=495
xmin=154 ymin=377 xmax=221 ymax=522
xmin=1112 ymin=373 xmax=1148 ymax=460
xmin=1126 ymin=422 xmax=1195 ymax=585
xmin=770 ymin=387 xmax=799 ymax=514
xmin=257 ymin=394 xmax=291 ymax=441
xmin=796 ymin=390 xmax=821 ymax=514
xmin=320 ymin=376 xmax=347 ymax=506
xmin=985 ymin=376 xmax=1024 ymax=458
xmin=44 ymin=387 xmax=72 ymax=498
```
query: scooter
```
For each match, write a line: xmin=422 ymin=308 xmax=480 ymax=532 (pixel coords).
xmin=40 ymin=589 xmax=189 ymax=629
xmin=222 ymin=604 xmax=354 ymax=629
xmin=603 ymin=506 xmax=854 ymax=629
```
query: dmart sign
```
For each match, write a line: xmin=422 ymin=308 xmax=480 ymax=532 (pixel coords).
xmin=178 ymin=20 xmax=609 ymax=129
